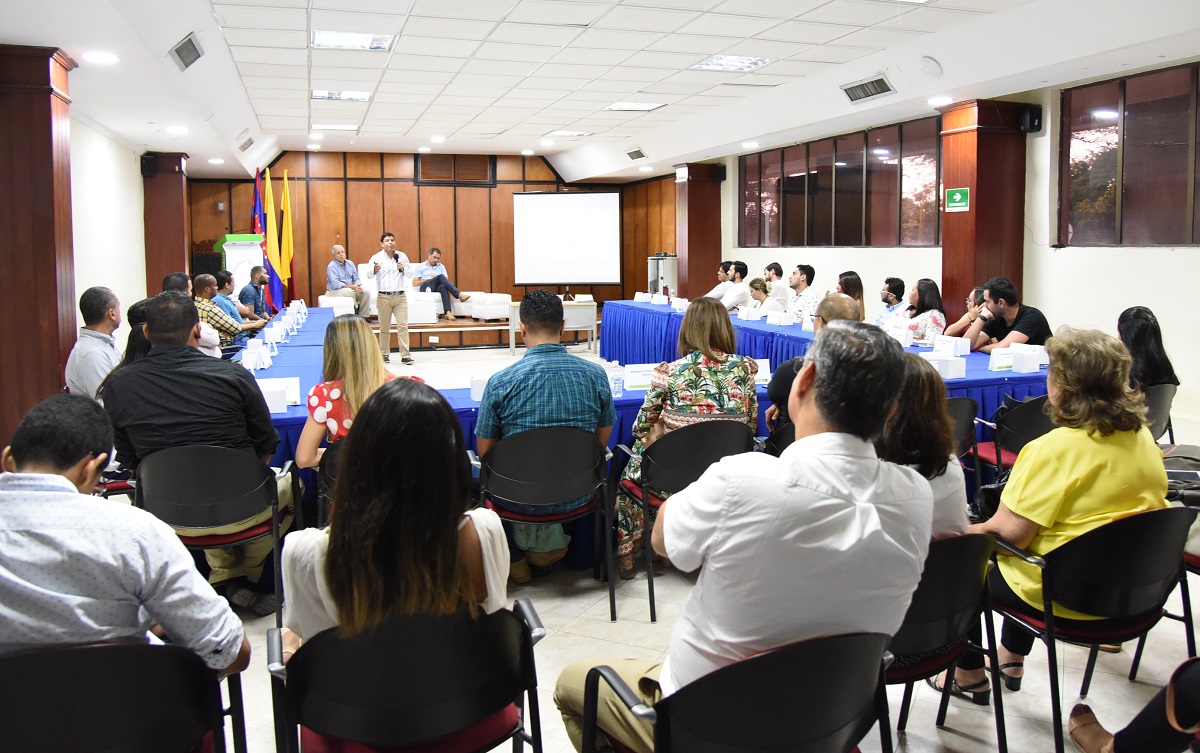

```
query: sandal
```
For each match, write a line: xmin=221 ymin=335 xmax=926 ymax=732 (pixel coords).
xmin=226 ymin=584 xmax=279 ymax=618
xmin=1068 ymin=704 xmax=1115 ymax=753
xmin=985 ymin=658 xmax=1025 ymax=691
xmin=927 ymin=672 xmax=991 ymax=706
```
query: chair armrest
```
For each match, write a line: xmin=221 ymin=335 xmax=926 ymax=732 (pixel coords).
xmin=974 ymin=418 xmax=997 ymax=430
xmin=266 ymin=627 xmax=287 ymax=681
xmin=993 ymin=537 xmax=1046 ymax=569
xmin=514 ymin=598 xmax=547 ymax=646
xmin=882 ymin=650 xmax=895 ymax=670
xmin=753 ymin=437 xmax=766 ymax=451
xmin=582 ymin=665 xmax=657 ymax=752
xmin=467 ymin=450 xmax=481 ymax=469
xmin=277 ymin=460 xmax=303 ymax=528
xmin=615 ymin=444 xmax=636 ymax=460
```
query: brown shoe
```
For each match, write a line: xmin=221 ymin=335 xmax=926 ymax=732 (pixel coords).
xmin=458 ymin=293 xmax=471 ymax=302
xmin=445 ymin=313 xmax=456 ymax=321
xmin=1069 ymin=704 xmax=1115 ymax=753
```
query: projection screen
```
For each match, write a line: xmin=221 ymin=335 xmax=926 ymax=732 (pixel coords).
xmin=512 ymin=191 xmax=621 ymax=286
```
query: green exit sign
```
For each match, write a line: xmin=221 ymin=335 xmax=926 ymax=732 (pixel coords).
xmin=945 ymin=187 xmax=970 ymax=212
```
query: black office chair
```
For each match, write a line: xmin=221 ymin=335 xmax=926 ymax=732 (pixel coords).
xmin=968 ymin=394 xmax=1056 ymax=479
xmin=267 ymin=599 xmax=546 ymax=753
xmin=763 ymin=421 xmax=795 ymax=457
xmin=615 ymin=420 xmax=756 ymax=622
xmin=945 ymin=396 xmax=982 ymax=490
xmin=136 ymin=445 xmax=296 ymax=628
xmin=316 ymin=439 xmax=344 ymax=529
xmin=582 ymin=632 xmax=892 ymax=753
xmin=477 ymin=427 xmax=615 ymax=620
xmin=885 ymin=534 xmax=1007 ymax=752
xmin=1145 ymin=383 xmax=1178 ymax=443
xmin=992 ymin=506 xmax=1197 ymax=753
xmin=0 ymin=642 xmax=245 ymax=753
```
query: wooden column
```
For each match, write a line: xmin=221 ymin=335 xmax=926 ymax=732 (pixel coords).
xmin=143 ymin=152 xmax=191 ymax=293
xmin=674 ymin=163 xmax=724 ymax=300
xmin=0 ymin=45 xmax=77 ymax=445
xmin=938 ymin=99 xmax=1030 ymax=320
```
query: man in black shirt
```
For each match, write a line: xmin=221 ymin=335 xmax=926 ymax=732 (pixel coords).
xmin=104 ymin=292 xmax=288 ymax=614
xmin=965 ymin=276 xmax=1053 ymax=353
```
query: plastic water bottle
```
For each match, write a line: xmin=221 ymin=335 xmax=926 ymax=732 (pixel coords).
xmin=608 ymin=361 xmax=624 ymax=398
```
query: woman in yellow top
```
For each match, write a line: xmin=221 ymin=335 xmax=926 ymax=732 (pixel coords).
xmin=934 ymin=326 xmax=1168 ymax=706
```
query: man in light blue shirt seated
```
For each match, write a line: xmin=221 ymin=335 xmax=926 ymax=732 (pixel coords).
xmin=213 ymin=270 xmax=251 ymax=347
xmin=65 ymin=286 xmax=122 ymax=401
xmin=325 ymin=245 xmax=368 ymax=316
xmin=411 ymin=247 xmax=470 ymax=320
xmin=874 ymin=277 xmax=908 ymax=329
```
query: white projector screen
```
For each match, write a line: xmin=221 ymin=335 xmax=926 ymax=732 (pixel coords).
xmin=513 ymin=192 xmax=621 ymax=286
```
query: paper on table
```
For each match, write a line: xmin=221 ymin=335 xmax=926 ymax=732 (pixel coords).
xmin=623 ymin=363 xmax=658 ymax=390
xmin=754 ymin=358 xmax=771 ymax=384
xmin=256 ymin=376 xmax=301 ymax=405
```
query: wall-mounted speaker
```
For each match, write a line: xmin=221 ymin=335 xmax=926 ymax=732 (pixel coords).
xmin=1018 ymin=104 xmax=1043 ymax=133
xmin=140 ymin=154 xmax=157 ymax=178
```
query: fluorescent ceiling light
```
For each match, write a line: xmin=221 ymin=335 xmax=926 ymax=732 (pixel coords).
xmin=741 ymin=141 xmax=759 ymax=149
xmin=167 ymin=125 xmax=188 ymax=135
xmin=308 ymin=132 xmax=324 ymax=140
xmin=311 ymin=31 xmax=394 ymax=51
xmin=312 ymin=90 xmax=371 ymax=102
xmin=638 ymin=166 xmax=653 ymax=172
xmin=690 ymin=55 xmax=773 ymax=73
xmin=1093 ymin=109 xmax=1120 ymax=120
xmin=307 ymin=143 xmax=321 ymax=150
xmin=872 ymin=148 xmax=890 ymax=155
xmin=605 ymin=102 xmax=665 ymax=112
xmin=834 ymin=161 xmax=847 ymax=166
xmin=927 ymin=95 xmax=953 ymax=107
xmin=540 ymin=138 xmax=555 ymax=147
xmin=311 ymin=124 xmax=359 ymax=131
xmin=82 ymin=51 xmax=119 ymax=65
xmin=547 ymin=130 xmax=592 ymax=138
xmin=417 ymin=146 xmax=432 ymax=153
xmin=521 ymin=149 xmax=535 ymax=156
xmin=430 ymin=135 xmax=446 ymax=143
xmin=207 ymin=158 xmax=224 ymax=165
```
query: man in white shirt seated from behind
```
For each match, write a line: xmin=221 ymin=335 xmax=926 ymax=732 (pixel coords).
xmin=0 ymin=394 xmax=250 ymax=675
xmin=718 ymin=260 xmax=751 ymax=310
xmin=65 ymin=286 xmax=122 ymax=400
xmin=702 ymin=261 xmax=734 ymax=299
xmin=554 ymin=321 xmax=934 ymax=753
xmin=764 ymin=262 xmax=790 ymax=309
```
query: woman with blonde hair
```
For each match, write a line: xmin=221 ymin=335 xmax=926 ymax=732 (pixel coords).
xmin=748 ymin=277 xmax=785 ymax=314
xmin=836 ymin=271 xmax=866 ymax=321
xmin=935 ymin=327 xmax=1167 ymax=706
xmin=614 ymin=296 xmax=758 ymax=575
xmin=296 ymin=314 xmax=392 ymax=468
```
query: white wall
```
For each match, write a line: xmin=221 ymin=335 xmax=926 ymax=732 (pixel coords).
xmin=69 ymin=117 xmax=146 ymax=351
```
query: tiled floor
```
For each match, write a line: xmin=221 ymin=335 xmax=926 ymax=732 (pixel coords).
xmin=230 ymin=344 xmax=1199 ymax=753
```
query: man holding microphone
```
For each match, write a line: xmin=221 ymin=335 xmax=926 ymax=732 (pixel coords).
xmin=365 ymin=232 xmax=413 ymax=364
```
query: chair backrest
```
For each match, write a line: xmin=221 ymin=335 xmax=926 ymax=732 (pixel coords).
xmin=655 ymin=632 xmax=890 ymax=753
xmin=317 ymin=439 xmax=344 ymax=527
xmin=945 ymin=397 xmax=981 ymax=458
xmin=994 ymin=394 xmax=1056 ymax=457
xmin=135 ymin=445 xmax=275 ymax=529
xmin=889 ymin=534 xmax=994 ymax=657
xmin=1047 ymin=506 xmax=1197 ymax=618
xmin=764 ymin=423 xmax=795 ymax=458
xmin=480 ymin=427 xmax=606 ymax=507
xmin=1145 ymin=383 xmax=1178 ymax=442
xmin=641 ymin=420 xmax=756 ymax=495
xmin=0 ymin=642 xmax=224 ymax=753
xmin=286 ymin=609 xmax=531 ymax=748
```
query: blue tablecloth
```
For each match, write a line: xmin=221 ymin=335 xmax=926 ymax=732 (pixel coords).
xmin=277 ymin=307 xmax=334 ymax=347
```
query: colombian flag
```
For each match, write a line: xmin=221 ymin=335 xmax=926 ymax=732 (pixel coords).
xmin=255 ymin=168 xmax=286 ymax=309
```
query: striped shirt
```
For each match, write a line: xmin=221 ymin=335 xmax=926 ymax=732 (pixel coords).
xmin=194 ymin=296 xmax=241 ymax=347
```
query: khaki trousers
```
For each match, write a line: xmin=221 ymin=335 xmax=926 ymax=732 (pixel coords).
xmin=554 ymin=658 xmax=663 ymax=753
xmin=376 ymin=291 xmax=409 ymax=358
xmin=173 ymin=475 xmax=294 ymax=586
xmin=324 ymin=287 xmax=368 ymax=315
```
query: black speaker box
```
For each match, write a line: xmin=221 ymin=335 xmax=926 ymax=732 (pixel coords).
xmin=140 ymin=154 xmax=157 ymax=178
xmin=1018 ymin=104 xmax=1043 ymax=134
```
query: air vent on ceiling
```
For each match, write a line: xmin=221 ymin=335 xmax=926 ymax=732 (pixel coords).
xmin=169 ymin=33 xmax=204 ymax=71
xmin=625 ymin=147 xmax=646 ymax=161
xmin=840 ymin=74 xmax=895 ymax=104
xmin=238 ymin=137 xmax=254 ymax=152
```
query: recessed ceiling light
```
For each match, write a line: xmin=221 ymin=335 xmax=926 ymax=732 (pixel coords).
xmin=307 ymin=143 xmax=321 ymax=150
xmin=521 ymin=149 xmax=535 ymax=156
xmin=417 ymin=146 xmax=432 ymax=153
xmin=310 ymin=31 xmax=395 ymax=51
xmin=540 ymin=138 xmax=555 ymax=147
xmin=1093 ymin=109 xmax=1120 ymax=120
xmin=605 ymin=102 xmax=666 ymax=112
xmin=207 ymin=158 xmax=224 ymax=165
xmin=166 ymin=125 xmax=188 ymax=135
xmin=927 ymin=95 xmax=953 ymax=107
xmin=690 ymin=54 xmax=773 ymax=73
xmin=741 ymin=141 xmax=759 ymax=149
xmin=430 ymin=135 xmax=446 ymax=143
xmin=308 ymin=132 xmax=324 ymax=140
xmin=872 ymin=148 xmax=890 ymax=156
xmin=82 ymin=51 xmax=119 ymax=65
xmin=834 ymin=161 xmax=847 ymax=167
xmin=312 ymin=90 xmax=371 ymax=102
xmin=547 ymin=130 xmax=592 ymax=138
xmin=638 ymin=166 xmax=653 ymax=173
xmin=311 ymin=124 xmax=359 ymax=131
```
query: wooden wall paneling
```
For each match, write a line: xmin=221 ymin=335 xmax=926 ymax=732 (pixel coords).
xmin=631 ymin=183 xmax=649 ymax=299
xmin=308 ymin=151 xmax=345 ymax=179
xmin=190 ymin=182 xmax=231 ymax=244
xmin=659 ymin=177 xmax=676 ymax=253
xmin=675 ymin=165 xmax=723 ymax=300
xmin=383 ymin=181 xmax=420 ymax=257
xmin=496 ymin=155 xmax=523 ymax=181
xmin=621 ymin=186 xmax=637 ymax=301
xmin=284 ymin=180 xmax=310 ymax=305
xmin=647 ymin=183 xmax=663 ymax=258
xmin=230 ymin=182 xmax=255 ymax=234
xmin=273 ymin=151 xmax=306 ymax=179
xmin=307 ymin=181 xmax=348 ymax=301
xmin=143 ymin=153 xmax=190 ymax=295
xmin=490 ymin=183 xmax=521 ymax=301
xmin=346 ymin=152 xmax=382 ymax=179
xmin=525 ymin=157 xmax=556 ymax=182
xmin=418 ymin=185 xmax=458 ymax=346
xmin=455 ymin=187 xmax=499 ymax=345
xmin=383 ymin=153 xmax=414 ymax=179
xmin=346 ymin=181 xmax=384 ymax=263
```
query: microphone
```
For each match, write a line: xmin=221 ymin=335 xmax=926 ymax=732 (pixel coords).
xmin=393 ymin=252 xmax=400 ymax=262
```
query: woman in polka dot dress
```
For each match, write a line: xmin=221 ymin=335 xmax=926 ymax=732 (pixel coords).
xmin=296 ymin=315 xmax=394 ymax=468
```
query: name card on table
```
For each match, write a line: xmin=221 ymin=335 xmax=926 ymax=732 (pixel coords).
xmin=919 ymin=352 xmax=966 ymax=379
xmin=933 ymin=335 xmax=971 ymax=356
xmin=1011 ymin=352 xmax=1042 ymax=373
xmin=765 ymin=312 xmax=784 ymax=326
xmin=470 ymin=376 xmax=489 ymax=402
xmin=670 ymin=298 xmax=689 ymax=312
xmin=633 ymin=292 xmax=652 ymax=302
xmin=888 ymin=324 xmax=913 ymax=347
xmin=1009 ymin=342 xmax=1049 ymax=366
xmin=651 ymin=293 xmax=669 ymax=305
xmin=623 ymin=363 xmax=658 ymax=390
xmin=256 ymin=376 xmax=301 ymax=406
xmin=754 ymin=359 xmax=771 ymax=384
xmin=801 ymin=315 xmax=815 ymax=331
xmin=242 ymin=350 xmax=259 ymax=371
xmin=574 ymin=294 xmax=594 ymax=303
xmin=263 ymin=327 xmax=284 ymax=347
xmin=988 ymin=348 xmax=1014 ymax=371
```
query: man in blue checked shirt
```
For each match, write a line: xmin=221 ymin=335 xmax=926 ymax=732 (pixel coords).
xmin=476 ymin=289 xmax=614 ymax=584
xmin=410 ymin=247 xmax=470 ymax=320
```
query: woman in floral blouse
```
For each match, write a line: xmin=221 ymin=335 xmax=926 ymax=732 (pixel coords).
xmin=906 ymin=278 xmax=948 ymax=342
xmin=615 ymin=296 xmax=758 ymax=575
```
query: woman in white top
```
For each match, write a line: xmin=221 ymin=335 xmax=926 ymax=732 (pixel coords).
xmin=748 ymin=278 xmax=786 ymax=314
xmin=874 ymin=354 xmax=969 ymax=540
xmin=905 ymin=278 xmax=948 ymax=342
xmin=281 ymin=379 xmax=509 ymax=656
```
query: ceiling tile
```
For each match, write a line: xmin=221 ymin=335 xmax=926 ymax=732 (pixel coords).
xmin=367 ymin=103 xmax=428 ymax=116
xmin=215 ymin=0 xmax=306 ymax=7
xmin=242 ymin=76 xmax=309 ymax=90
xmin=214 ymin=5 xmax=308 ymax=30
xmin=312 ymin=0 xmax=407 ymax=11
xmin=260 ymin=116 xmax=312 ymax=127
xmin=311 ymin=49 xmax=389 ymax=68
xmin=755 ymin=20 xmax=860 ymax=44
xmin=488 ymin=22 xmax=585 ymax=46
xmin=222 ymin=29 xmax=308 ymax=47
xmin=832 ymin=26 xmax=930 ymax=46
xmin=424 ymin=104 xmax=487 ymax=115
xmin=700 ymin=84 xmax=760 ymax=96
xmin=572 ymin=28 xmax=665 ymax=50
xmin=790 ymin=44 xmax=876 ymax=63
xmin=396 ymin=36 xmax=482 ymax=57
xmin=506 ymin=0 xmax=611 ymax=25
xmin=254 ymin=104 xmax=311 ymax=116
xmin=310 ymin=66 xmax=385 ymax=82
xmin=474 ymin=41 xmax=560 ymax=62
xmin=494 ymin=87 xmax=562 ymax=100
xmin=386 ymin=55 xmax=467 ymax=72
xmin=509 ymin=86 xmax=576 ymax=98
xmin=640 ymin=80 xmax=710 ymax=95
xmin=410 ymin=0 xmax=517 ymax=21
xmin=521 ymin=76 xmax=589 ymax=90
xmin=534 ymin=63 xmax=611 ymax=78
xmin=401 ymin=16 xmax=496 ymax=39
xmin=230 ymin=46 xmax=309 ymax=65
xmin=548 ymin=47 xmax=633 ymax=66
xmin=599 ymin=66 xmax=674 ymax=82
xmin=873 ymin=7 xmax=987 ymax=32
xmin=709 ymin=0 xmax=825 ymax=17
xmin=494 ymin=97 xmax=565 ymax=108
xmin=311 ymin=100 xmax=370 ymax=112
xmin=372 ymin=91 xmax=439 ymax=104
xmin=237 ymin=63 xmax=308 ymax=79
xmin=801 ymin=0 xmax=911 ymax=26
xmin=440 ymin=84 xmax=515 ymax=99
xmin=622 ymin=0 xmax=723 ymax=9
xmin=675 ymin=12 xmax=783 ymax=36
xmin=760 ymin=59 xmax=838 ymax=76
xmin=660 ymin=69 xmax=742 ymax=84
xmin=562 ymin=88 xmax=630 ymax=100
xmin=460 ymin=59 xmax=541 ymax=76
xmin=247 ymin=87 xmax=308 ymax=99
xmin=309 ymin=10 xmax=405 ymax=34
xmin=381 ymin=68 xmax=460 ymax=84
xmin=646 ymin=33 xmax=740 ymax=54
xmin=928 ymin=0 xmax=1034 ymax=10
xmin=448 ymin=73 xmax=528 ymax=88
xmin=728 ymin=72 xmax=805 ymax=85
xmin=593 ymin=6 xmax=700 ymax=32
xmin=475 ymin=106 xmax=542 ymax=118
xmin=718 ymin=38 xmax=813 ymax=58
xmin=621 ymin=50 xmax=708 ymax=69
xmin=577 ymin=80 xmax=650 ymax=94
xmin=676 ymin=94 xmax=730 ymax=106
xmin=435 ymin=95 xmax=499 ymax=106
xmin=375 ymin=81 xmax=446 ymax=94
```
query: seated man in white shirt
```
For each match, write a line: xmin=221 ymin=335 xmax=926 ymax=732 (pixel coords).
xmin=788 ymin=263 xmax=821 ymax=320
xmin=554 ymin=321 xmax=934 ymax=753
xmin=65 ymin=286 xmax=122 ymax=400
xmin=874 ymin=276 xmax=908 ymax=328
xmin=702 ymin=261 xmax=734 ymax=299
xmin=764 ymin=262 xmax=791 ymax=309
xmin=0 ymin=394 xmax=250 ymax=675
xmin=718 ymin=260 xmax=751 ymax=310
